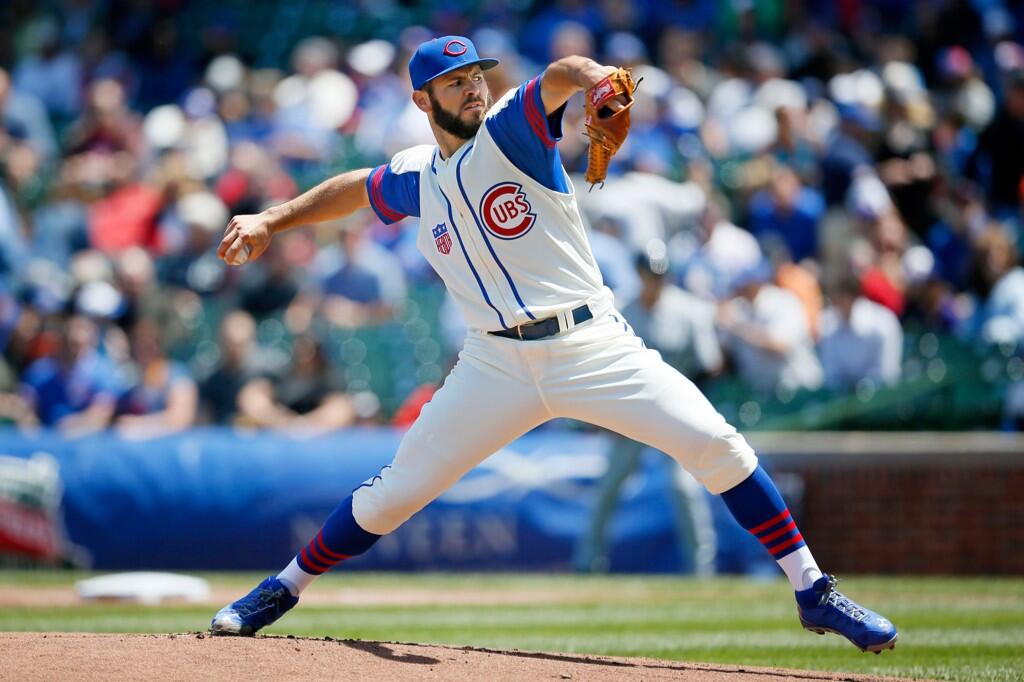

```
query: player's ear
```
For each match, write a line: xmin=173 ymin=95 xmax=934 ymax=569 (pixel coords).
xmin=411 ymin=89 xmax=432 ymax=114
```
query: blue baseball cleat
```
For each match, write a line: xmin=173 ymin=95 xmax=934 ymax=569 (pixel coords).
xmin=210 ymin=576 xmax=299 ymax=636
xmin=796 ymin=574 xmax=898 ymax=653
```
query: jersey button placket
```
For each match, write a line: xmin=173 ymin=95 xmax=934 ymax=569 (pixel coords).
xmin=442 ymin=162 xmax=517 ymax=326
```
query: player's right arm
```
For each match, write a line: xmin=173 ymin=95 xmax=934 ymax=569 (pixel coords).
xmin=539 ymin=56 xmax=625 ymax=115
xmin=219 ymin=145 xmax=429 ymax=265
xmin=218 ymin=168 xmax=372 ymax=264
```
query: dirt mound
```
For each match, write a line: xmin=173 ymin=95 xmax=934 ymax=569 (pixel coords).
xmin=1 ymin=632 xmax=912 ymax=681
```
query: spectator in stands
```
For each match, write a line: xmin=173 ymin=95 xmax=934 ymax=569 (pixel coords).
xmin=271 ymin=37 xmax=350 ymax=168
xmin=314 ymin=220 xmax=407 ymax=327
xmin=0 ymin=67 xmax=57 ymax=163
xmin=214 ymin=142 xmax=298 ymax=217
xmin=236 ymin=333 xmax=354 ymax=434
xmin=578 ymin=171 xmax=706 ymax=251
xmin=747 ymin=165 xmax=825 ymax=264
xmin=625 ymin=243 xmax=722 ymax=380
xmin=818 ymin=273 xmax=904 ymax=391
xmin=974 ymin=69 xmax=1024 ymax=213
xmin=587 ymin=216 xmax=641 ymax=308
xmin=858 ymin=200 xmax=913 ymax=319
xmin=63 ymin=78 xmax=142 ymax=158
xmin=133 ymin=17 xmax=197 ymax=112
xmin=157 ymin=191 xmax=230 ymax=295
xmin=928 ymin=181 xmax=987 ymax=291
xmin=11 ymin=17 xmax=82 ymax=120
xmin=821 ymin=104 xmax=878 ymax=206
xmin=0 ymin=287 xmax=37 ymax=428
xmin=199 ymin=310 xmax=285 ymax=424
xmin=676 ymin=195 xmax=762 ymax=300
xmin=969 ymin=227 xmax=1024 ymax=345
xmin=26 ymin=177 xmax=91 ymax=270
xmin=771 ymin=246 xmax=824 ymax=342
xmin=236 ymin=237 xmax=302 ymax=321
xmin=1 ymin=297 xmax=50 ymax=378
xmin=115 ymin=317 xmax=197 ymax=439
xmin=0 ymin=178 xmax=28 ymax=280
xmin=114 ymin=247 xmax=197 ymax=356
xmin=18 ymin=314 xmax=124 ymax=434
xmin=717 ymin=260 xmax=823 ymax=393
xmin=0 ymin=388 xmax=37 ymax=428
xmin=177 ymin=87 xmax=230 ymax=182
xmin=86 ymin=154 xmax=163 ymax=254
xmin=769 ymin=94 xmax=818 ymax=186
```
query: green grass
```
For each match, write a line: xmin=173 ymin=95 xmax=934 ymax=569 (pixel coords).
xmin=1 ymin=572 xmax=1022 ymax=681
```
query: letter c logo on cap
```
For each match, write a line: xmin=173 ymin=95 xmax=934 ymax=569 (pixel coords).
xmin=443 ymin=40 xmax=467 ymax=57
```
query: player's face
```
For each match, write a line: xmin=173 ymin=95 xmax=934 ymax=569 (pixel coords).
xmin=425 ymin=65 xmax=491 ymax=139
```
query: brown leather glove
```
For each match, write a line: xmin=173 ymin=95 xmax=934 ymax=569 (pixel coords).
xmin=584 ymin=68 xmax=637 ymax=189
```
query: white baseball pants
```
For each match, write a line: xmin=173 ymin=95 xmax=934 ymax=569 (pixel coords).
xmin=352 ymin=309 xmax=758 ymax=535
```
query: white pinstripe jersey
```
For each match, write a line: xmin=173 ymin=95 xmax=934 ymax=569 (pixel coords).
xmin=366 ymin=79 xmax=612 ymax=332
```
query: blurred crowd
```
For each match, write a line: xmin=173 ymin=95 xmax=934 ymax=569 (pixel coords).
xmin=1 ymin=0 xmax=1023 ymax=437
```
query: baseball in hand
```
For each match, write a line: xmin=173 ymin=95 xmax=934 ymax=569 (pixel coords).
xmin=228 ymin=243 xmax=251 ymax=266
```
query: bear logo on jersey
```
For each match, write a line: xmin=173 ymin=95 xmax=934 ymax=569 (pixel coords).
xmin=479 ymin=182 xmax=536 ymax=240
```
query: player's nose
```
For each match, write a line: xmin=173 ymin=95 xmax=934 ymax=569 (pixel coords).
xmin=463 ymin=79 xmax=484 ymax=99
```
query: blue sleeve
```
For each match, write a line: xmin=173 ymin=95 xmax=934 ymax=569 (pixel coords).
xmin=366 ymin=163 xmax=421 ymax=225
xmin=91 ymin=356 xmax=126 ymax=398
xmin=485 ymin=75 xmax=569 ymax=192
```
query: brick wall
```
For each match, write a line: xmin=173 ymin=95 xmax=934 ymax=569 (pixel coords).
xmin=754 ymin=433 xmax=1024 ymax=575
xmin=794 ymin=467 xmax=1024 ymax=574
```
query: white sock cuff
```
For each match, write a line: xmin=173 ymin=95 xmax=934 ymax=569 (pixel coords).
xmin=277 ymin=557 xmax=317 ymax=596
xmin=777 ymin=546 xmax=822 ymax=591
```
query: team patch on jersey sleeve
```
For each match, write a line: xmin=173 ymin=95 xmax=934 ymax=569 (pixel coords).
xmin=478 ymin=182 xmax=536 ymax=240
xmin=432 ymin=222 xmax=452 ymax=254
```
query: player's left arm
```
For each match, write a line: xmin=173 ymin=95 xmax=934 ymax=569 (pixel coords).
xmin=539 ymin=56 xmax=626 ymax=115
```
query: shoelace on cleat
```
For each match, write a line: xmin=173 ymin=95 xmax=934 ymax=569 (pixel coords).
xmin=235 ymin=586 xmax=288 ymax=617
xmin=817 ymin=576 xmax=868 ymax=623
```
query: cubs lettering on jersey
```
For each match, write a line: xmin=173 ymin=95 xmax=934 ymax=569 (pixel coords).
xmin=366 ymin=74 xmax=612 ymax=331
xmin=479 ymin=182 xmax=535 ymax=240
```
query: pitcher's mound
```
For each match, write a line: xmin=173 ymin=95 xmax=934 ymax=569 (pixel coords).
xmin=0 ymin=632 xmax=909 ymax=681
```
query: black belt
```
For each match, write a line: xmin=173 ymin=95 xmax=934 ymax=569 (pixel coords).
xmin=489 ymin=304 xmax=593 ymax=341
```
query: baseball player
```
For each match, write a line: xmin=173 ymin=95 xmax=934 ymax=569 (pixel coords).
xmin=211 ymin=36 xmax=898 ymax=654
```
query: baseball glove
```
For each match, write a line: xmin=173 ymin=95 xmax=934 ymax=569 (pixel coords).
xmin=584 ymin=67 xmax=637 ymax=189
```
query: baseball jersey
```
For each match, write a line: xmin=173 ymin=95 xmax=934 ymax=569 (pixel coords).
xmin=365 ymin=75 xmax=611 ymax=331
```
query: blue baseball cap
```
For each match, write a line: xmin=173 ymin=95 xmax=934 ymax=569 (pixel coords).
xmin=409 ymin=35 xmax=499 ymax=90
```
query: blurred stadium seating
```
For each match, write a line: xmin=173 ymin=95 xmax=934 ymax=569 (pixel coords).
xmin=1 ymin=0 xmax=1023 ymax=437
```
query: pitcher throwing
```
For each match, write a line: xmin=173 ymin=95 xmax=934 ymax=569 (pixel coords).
xmin=212 ymin=35 xmax=897 ymax=654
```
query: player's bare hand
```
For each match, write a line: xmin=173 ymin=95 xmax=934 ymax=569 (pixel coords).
xmin=605 ymin=95 xmax=627 ymax=113
xmin=218 ymin=213 xmax=273 ymax=265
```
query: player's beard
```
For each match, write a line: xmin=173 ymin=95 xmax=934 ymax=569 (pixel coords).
xmin=429 ymin=91 xmax=491 ymax=139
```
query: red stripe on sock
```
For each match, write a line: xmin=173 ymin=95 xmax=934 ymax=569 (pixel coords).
xmin=306 ymin=539 xmax=337 ymax=568
xmin=315 ymin=531 xmax=350 ymax=561
xmin=767 ymin=533 xmax=805 ymax=556
xmin=300 ymin=546 xmax=331 ymax=573
xmin=748 ymin=509 xmax=791 ymax=536
xmin=758 ymin=519 xmax=798 ymax=545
